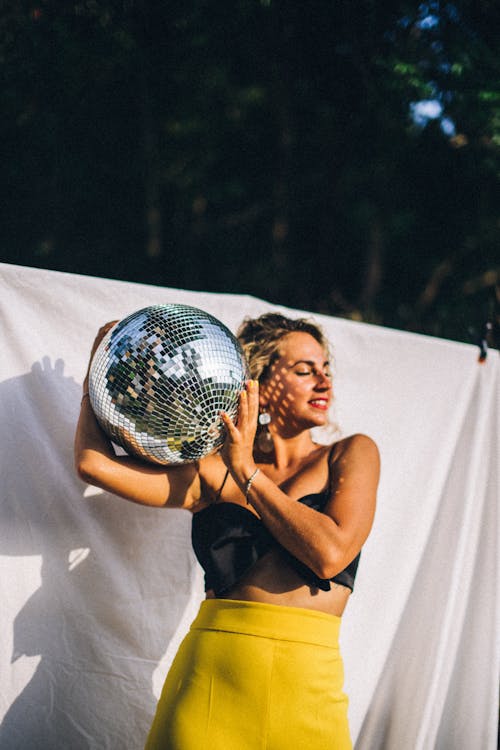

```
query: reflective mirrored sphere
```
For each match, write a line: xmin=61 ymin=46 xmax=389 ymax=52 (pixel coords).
xmin=89 ymin=304 xmax=248 ymax=464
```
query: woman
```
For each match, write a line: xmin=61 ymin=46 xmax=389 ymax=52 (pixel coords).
xmin=74 ymin=312 xmax=379 ymax=749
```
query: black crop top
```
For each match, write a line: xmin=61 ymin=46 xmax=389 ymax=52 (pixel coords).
xmin=191 ymin=490 xmax=361 ymax=597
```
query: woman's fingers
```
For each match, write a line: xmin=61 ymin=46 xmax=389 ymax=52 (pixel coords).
xmin=90 ymin=321 xmax=119 ymax=358
xmin=247 ymin=380 xmax=259 ymax=425
xmin=219 ymin=381 xmax=259 ymax=470
xmin=85 ymin=321 xmax=120 ymax=385
xmin=96 ymin=320 xmax=118 ymax=344
xmin=237 ymin=381 xmax=259 ymax=432
xmin=228 ymin=389 xmax=247 ymax=436
xmin=220 ymin=411 xmax=238 ymax=440
xmin=221 ymin=381 xmax=257 ymax=441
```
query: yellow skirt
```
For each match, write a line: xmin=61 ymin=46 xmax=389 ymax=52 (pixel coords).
xmin=145 ymin=599 xmax=352 ymax=750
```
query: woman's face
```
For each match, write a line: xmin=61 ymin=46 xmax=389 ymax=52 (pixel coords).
xmin=259 ymin=331 xmax=332 ymax=435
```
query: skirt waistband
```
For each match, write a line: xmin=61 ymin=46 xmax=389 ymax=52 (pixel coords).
xmin=190 ymin=599 xmax=341 ymax=648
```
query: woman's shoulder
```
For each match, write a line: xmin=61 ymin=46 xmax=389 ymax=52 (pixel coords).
xmin=328 ymin=433 xmax=380 ymax=467
xmin=324 ymin=435 xmax=380 ymax=507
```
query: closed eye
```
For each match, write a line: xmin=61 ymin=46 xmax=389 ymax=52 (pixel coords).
xmin=295 ymin=368 xmax=332 ymax=378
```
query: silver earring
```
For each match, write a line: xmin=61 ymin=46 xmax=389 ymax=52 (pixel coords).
xmin=257 ymin=409 xmax=273 ymax=453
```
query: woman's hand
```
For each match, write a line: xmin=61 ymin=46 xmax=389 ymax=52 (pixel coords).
xmin=219 ymin=380 xmax=259 ymax=482
xmin=83 ymin=320 xmax=119 ymax=391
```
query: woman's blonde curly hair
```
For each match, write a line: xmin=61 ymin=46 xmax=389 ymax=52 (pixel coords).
xmin=237 ymin=313 xmax=330 ymax=382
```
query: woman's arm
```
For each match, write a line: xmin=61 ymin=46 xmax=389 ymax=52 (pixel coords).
xmin=74 ymin=323 xmax=201 ymax=509
xmin=221 ymin=384 xmax=379 ymax=578
xmin=248 ymin=435 xmax=378 ymax=578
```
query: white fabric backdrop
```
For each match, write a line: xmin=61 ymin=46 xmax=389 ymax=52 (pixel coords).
xmin=0 ymin=262 xmax=498 ymax=750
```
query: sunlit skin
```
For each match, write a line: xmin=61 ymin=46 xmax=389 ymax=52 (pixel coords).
xmin=213 ymin=332 xmax=378 ymax=615
xmin=75 ymin=326 xmax=379 ymax=618
xmin=258 ymin=331 xmax=333 ymax=441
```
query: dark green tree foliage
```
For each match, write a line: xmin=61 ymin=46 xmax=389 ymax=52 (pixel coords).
xmin=1 ymin=1 xmax=498 ymax=344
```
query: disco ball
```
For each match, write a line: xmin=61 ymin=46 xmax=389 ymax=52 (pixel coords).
xmin=88 ymin=304 xmax=248 ymax=464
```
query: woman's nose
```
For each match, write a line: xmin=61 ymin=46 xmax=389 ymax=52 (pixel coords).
xmin=314 ymin=370 xmax=331 ymax=388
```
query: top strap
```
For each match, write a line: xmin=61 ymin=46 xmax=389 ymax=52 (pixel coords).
xmin=214 ymin=468 xmax=230 ymax=503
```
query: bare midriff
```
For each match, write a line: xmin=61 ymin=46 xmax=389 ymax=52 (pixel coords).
xmin=205 ymin=548 xmax=351 ymax=617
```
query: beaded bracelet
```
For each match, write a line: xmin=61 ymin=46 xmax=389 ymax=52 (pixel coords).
xmin=244 ymin=468 xmax=260 ymax=502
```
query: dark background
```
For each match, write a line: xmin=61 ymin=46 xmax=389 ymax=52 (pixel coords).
xmin=1 ymin=0 xmax=499 ymax=346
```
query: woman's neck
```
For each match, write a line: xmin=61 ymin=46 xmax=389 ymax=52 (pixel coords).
xmin=257 ymin=430 xmax=318 ymax=471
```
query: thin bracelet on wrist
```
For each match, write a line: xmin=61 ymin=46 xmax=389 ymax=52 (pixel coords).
xmin=81 ymin=391 xmax=90 ymax=406
xmin=244 ymin=468 xmax=260 ymax=503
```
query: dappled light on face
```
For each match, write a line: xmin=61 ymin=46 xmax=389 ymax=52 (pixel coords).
xmin=257 ymin=332 xmax=333 ymax=439
xmin=260 ymin=367 xmax=300 ymax=433
xmin=262 ymin=371 xmax=292 ymax=428
xmin=274 ymin=396 xmax=297 ymax=430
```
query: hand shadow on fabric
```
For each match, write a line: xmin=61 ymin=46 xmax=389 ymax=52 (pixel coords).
xmin=0 ymin=357 xmax=199 ymax=750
